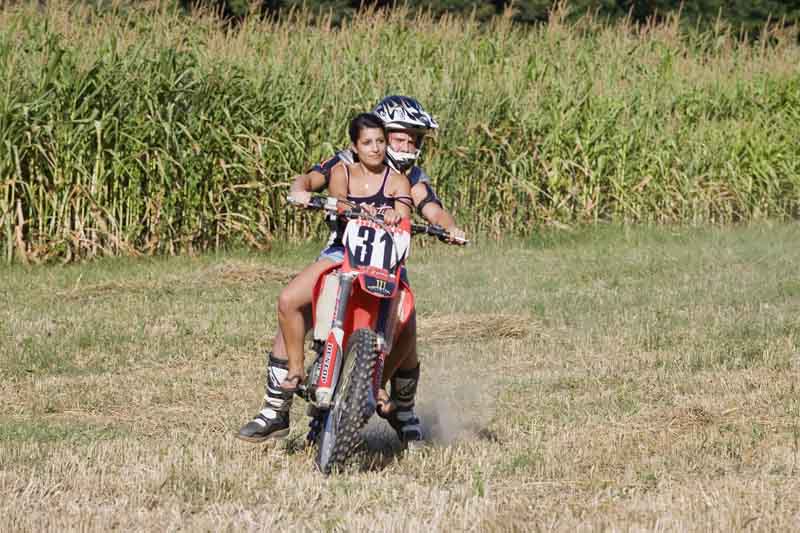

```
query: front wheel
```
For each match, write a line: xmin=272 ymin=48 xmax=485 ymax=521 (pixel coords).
xmin=315 ymin=328 xmax=379 ymax=474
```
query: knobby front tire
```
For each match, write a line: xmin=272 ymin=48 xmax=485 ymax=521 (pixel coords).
xmin=315 ymin=328 xmax=379 ymax=474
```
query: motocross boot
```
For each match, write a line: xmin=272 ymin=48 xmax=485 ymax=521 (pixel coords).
xmin=237 ymin=352 xmax=292 ymax=443
xmin=383 ymin=364 xmax=424 ymax=448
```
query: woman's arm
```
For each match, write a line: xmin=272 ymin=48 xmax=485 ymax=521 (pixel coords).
xmin=387 ymin=172 xmax=412 ymax=219
xmin=328 ymin=163 xmax=349 ymax=207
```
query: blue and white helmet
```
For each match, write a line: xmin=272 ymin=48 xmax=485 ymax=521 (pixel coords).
xmin=372 ymin=95 xmax=438 ymax=171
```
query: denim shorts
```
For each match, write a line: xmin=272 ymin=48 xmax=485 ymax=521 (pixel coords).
xmin=317 ymin=245 xmax=345 ymax=263
xmin=317 ymin=245 xmax=409 ymax=284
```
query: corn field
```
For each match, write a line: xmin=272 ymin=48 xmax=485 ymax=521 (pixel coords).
xmin=1 ymin=1 xmax=799 ymax=263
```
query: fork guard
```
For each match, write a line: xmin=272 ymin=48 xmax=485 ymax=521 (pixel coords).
xmin=310 ymin=262 xmax=416 ymax=349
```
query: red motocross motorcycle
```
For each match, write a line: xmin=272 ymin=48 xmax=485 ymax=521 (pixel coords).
xmin=289 ymin=195 xmax=466 ymax=474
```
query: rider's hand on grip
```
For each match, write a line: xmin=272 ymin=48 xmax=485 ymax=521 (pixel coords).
xmin=382 ymin=208 xmax=401 ymax=225
xmin=434 ymin=228 xmax=468 ymax=245
xmin=359 ymin=204 xmax=378 ymax=217
xmin=448 ymin=227 xmax=467 ymax=245
xmin=287 ymin=191 xmax=312 ymax=207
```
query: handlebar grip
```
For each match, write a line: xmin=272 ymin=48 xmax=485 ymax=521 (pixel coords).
xmin=410 ymin=223 xmax=469 ymax=245
xmin=286 ymin=194 xmax=332 ymax=211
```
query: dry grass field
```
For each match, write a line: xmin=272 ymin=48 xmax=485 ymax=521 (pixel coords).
xmin=2 ymin=224 xmax=799 ymax=531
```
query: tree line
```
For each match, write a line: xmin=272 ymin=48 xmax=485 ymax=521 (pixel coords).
xmin=197 ymin=0 xmax=800 ymax=34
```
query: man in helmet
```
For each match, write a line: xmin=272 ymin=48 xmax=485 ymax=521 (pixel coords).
xmin=310 ymin=96 xmax=462 ymax=237
xmin=237 ymin=96 xmax=463 ymax=449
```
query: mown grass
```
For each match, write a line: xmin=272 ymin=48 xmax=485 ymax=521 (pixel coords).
xmin=2 ymin=223 xmax=799 ymax=530
xmin=1 ymin=1 xmax=799 ymax=262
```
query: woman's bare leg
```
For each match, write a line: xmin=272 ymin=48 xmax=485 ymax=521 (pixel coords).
xmin=277 ymin=259 xmax=335 ymax=384
xmin=271 ymin=304 xmax=312 ymax=360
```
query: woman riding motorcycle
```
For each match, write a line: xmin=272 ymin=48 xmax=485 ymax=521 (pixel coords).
xmin=238 ymin=97 xmax=462 ymax=447
xmin=237 ymin=112 xmax=411 ymax=442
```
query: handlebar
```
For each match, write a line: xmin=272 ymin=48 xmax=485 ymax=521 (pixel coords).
xmin=287 ymin=194 xmax=468 ymax=245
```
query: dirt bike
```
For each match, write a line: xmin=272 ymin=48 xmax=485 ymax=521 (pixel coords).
xmin=288 ymin=194 xmax=467 ymax=474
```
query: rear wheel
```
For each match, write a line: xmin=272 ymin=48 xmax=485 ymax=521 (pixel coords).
xmin=315 ymin=328 xmax=379 ymax=474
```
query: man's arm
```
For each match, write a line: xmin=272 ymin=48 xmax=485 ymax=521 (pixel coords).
xmin=411 ymin=182 xmax=461 ymax=233
xmin=290 ymin=170 xmax=327 ymax=195
xmin=290 ymin=151 xmax=350 ymax=198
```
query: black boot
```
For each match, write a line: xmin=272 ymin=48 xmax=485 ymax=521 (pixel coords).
xmin=384 ymin=364 xmax=424 ymax=446
xmin=237 ymin=411 xmax=290 ymax=443
xmin=237 ymin=352 xmax=292 ymax=443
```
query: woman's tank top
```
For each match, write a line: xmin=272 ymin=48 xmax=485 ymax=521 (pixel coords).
xmin=345 ymin=165 xmax=393 ymax=210
xmin=326 ymin=164 xmax=394 ymax=249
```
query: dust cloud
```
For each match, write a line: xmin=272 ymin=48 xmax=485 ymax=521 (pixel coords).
xmin=361 ymin=353 xmax=496 ymax=452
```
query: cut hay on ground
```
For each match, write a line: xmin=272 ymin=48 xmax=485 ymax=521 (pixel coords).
xmin=57 ymin=280 xmax=159 ymax=300
xmin=55 ymin=261 xmax=296 ymax=300
xmin=203 ymin=261 xmax=295 ymax=285
xmin=418 ymin=313 xmax=533 ymax=344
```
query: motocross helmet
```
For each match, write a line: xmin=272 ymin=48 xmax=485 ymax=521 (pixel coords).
xmin=372 ymin=95 xmax=438 ymax=171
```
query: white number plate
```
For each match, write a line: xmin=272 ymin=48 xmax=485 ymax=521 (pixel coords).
xmin=343 ymin=220 xmax=410 ymax=271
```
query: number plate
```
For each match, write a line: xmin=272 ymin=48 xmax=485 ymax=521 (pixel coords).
xmin=343 ymin=219 xmax=410 ymax=273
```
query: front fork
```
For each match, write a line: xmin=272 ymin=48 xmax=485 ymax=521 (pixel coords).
xmin=300 ymin=271 xmax=400 ymax=441
xmin=306 ymin=341 xmax=388 ymax=446
xmin=314 ymin=272 xmax=357 ymax=409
